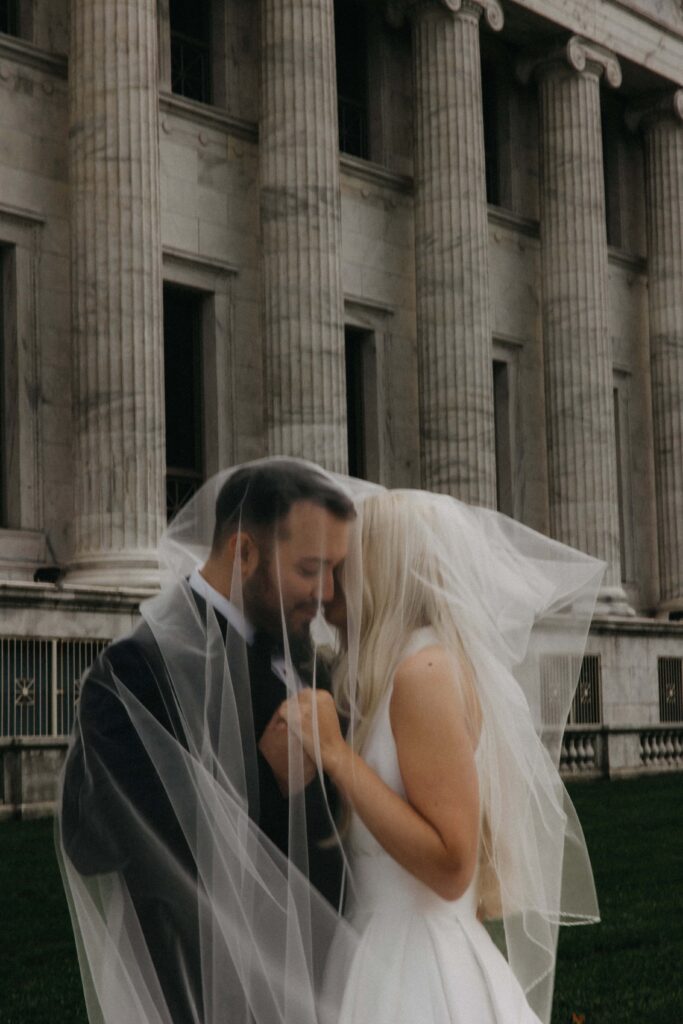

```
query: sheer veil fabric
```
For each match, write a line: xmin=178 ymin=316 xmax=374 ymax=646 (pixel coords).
xmin=57 ymin=457 xmax=604 ymax=1024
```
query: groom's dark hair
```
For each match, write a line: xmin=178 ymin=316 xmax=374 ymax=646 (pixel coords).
xmin=211 ymin=460 xmax=355 ymax=551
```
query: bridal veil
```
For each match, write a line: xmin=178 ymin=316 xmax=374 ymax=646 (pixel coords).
xmin=56 ymin=457 xmax=603 ymax=1024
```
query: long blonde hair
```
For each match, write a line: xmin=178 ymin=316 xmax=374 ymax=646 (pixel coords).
xmin=332 ymin=491 xmax=478 ymax=756
xmin=331 ymin=491 xmax=499 ymax=908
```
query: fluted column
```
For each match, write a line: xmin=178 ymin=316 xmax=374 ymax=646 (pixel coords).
xmin=520 ymin=38 xmax=632 ymax=614
xmin=259 ymin=0 xmax=346 ymax=472
xmin=396 ymin=0 xmax=502 ymax=505
xmin=629 ymin=92 xmax=683 ymax=615
xmin=68 ymin=0 xmax=164 ymax=587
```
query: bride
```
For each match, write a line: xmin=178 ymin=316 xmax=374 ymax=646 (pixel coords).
xmin=282 ymin=487 xmax=604 ymax=1024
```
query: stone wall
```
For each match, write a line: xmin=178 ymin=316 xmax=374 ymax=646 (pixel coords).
xmin=0 ymin=0 xmax=681 ymax=807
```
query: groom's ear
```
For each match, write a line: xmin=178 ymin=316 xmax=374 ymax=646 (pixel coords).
xmin=226 ymin=530 xmax=260 ymax=581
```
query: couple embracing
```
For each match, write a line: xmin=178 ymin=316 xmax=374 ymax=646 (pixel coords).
xmin=58 ymin=458 xmax=604 ymax=1024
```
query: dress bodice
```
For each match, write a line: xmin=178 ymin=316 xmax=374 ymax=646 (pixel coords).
xmin=346 ymin=628 xmax=478 ymax=922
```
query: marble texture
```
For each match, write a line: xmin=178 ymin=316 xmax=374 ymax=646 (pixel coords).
xmin=0 ymin=0 xmax=681 ymax=804
xmin=523 ymin=38 xmax=632 ymax=613
xmin=634 ymin=93 xmax=683 ymax=614
xmin=259 ymin=0 xmax=347 ymax=472
xmin=409 ymin=0 xmax=502 ymax=506
xmin=67 ymin=0 xmax=165 ymax=586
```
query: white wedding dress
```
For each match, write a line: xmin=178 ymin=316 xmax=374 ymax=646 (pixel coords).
xmin=332 ymin=629 xmax=543 ymax=1024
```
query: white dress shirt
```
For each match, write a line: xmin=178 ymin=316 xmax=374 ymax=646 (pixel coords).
xmin=188 ymin=567 xmax=302 ymax=692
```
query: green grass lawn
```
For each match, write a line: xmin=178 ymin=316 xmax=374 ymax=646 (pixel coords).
xmin=551 ymin=774 xmax=683 ymax=1024
xmin=0 ymin=774 xmax=681 ymax=1024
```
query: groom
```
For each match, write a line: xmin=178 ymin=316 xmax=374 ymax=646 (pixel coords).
xmin=61 ymin=460 xmax=355 ymax=1023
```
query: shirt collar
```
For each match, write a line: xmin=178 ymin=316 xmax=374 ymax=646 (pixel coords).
xmin=188 ymin=566 xmax=255 ymax=645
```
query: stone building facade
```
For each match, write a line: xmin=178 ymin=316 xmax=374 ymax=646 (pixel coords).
xmin=0 ymin=0 xmax=682 ymax=815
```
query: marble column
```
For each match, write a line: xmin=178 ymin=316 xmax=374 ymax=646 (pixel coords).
xmin=68 ymin=0 xmax=165 ymax=586
xmin=519 ymin=37 xmax=633 ymax=614
xmin=629 ymin=92 xmax=683 ymax=616
xmin=397 ymin=0 xmax=502 ymax=506
xmin=259 ymin=0 xmax=347 ymax=472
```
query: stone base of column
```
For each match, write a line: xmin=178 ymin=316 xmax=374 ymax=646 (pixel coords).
xmin=594 ymin=585 xmax=636 ymax=618
xmin=65 ymin=551 xmax=160 ymax=590
xmin=655 ymin=597 xmax=683 ymax=620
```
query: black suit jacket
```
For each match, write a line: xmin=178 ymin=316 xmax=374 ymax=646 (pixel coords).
xmin=61 ymin=596 xmax=342 ymax=1024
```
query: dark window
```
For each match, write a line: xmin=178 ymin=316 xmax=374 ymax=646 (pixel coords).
xmin=658 ymin=658 xmax=683 ymax=723
xmin=0 ymin=0 xmax=19 ymax=36
xmin=602 ymin=94 xmax=622 ymax=248
xmin=492 ymin=360 xmax=513 ymax=517
xmin=481 ymin=59 xmax=500 ymax=206
xmin=613 ymin=379 xmax=636 ymax=583
xmin=335 ymin=0 xmax=369 ymax=159
xmin=613 ymin=386 xmax=628 ymax=580
xmin=0 ymin=246 xmax=8 ymax=528
xmin=163 ymin=283 xmax=204 ymax=521
xmin=170 ymin=0 xmax=212 ymax=104
xmin=345 ymin=326 xmax=373 ymax=479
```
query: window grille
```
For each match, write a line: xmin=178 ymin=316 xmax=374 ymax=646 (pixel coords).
xmin=569 ymin=655 xmax=602 ymax=725
xmin=335 ymin=0 xmax=369 ymax=159
xmin=540 ymin=654 xmax=601 ymax=726
xmin=169 ymin=0 xmax=212 ymax=104
xmin=0 ymin=637 xmax=109 ymax=738
xmin=56 ymin=639 xmax=110 ymax=737
xmin=658 ymin=657 xmax=683 ymax=723
xmin=166 ymin=468 xmax=202 ymax=522
xmin=171 ymin=32 xmax=211 ymax=104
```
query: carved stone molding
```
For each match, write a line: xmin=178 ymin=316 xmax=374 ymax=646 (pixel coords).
xmin=517 ymin=35 xmax=622 ymax=89
xmin=626 ymin=89 xmax=683 ymax=134
xmin=386 ymin=0 xmax=503 ymax=32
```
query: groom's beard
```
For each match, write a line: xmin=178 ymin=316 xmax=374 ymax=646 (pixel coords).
xmin=243 ymin=567 xmax=315 ymax=669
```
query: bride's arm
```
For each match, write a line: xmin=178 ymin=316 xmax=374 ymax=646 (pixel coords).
xmin=281 ymin=647 xmax=480 ymax=902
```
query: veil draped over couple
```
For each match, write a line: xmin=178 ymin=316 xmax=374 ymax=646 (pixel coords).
xmin=57 ymin=458 xmax=604 ymax=1024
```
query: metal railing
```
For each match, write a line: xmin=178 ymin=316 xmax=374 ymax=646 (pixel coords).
xmin=0 ymin=637 xmax=110 ymax=739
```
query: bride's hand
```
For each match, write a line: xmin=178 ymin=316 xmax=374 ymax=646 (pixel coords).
xmin=279 ymin=689 xmax=347 ymax=773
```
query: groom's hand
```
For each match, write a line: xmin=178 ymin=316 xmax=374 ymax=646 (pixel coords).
xmin=258 ymin=709 xmax=317 ymax=797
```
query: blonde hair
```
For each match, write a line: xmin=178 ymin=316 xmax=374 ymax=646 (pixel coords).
xmin=331 ymin=492 xmax=502 ymax=913
xmin=333 ymin=491 xmax=478 ymax=756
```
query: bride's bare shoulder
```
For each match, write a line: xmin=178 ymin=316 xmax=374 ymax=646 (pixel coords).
xmin=390 ymin=643 xmax=481 ymax=740
xmin=391 ymin=644 xmax=461 ymax=707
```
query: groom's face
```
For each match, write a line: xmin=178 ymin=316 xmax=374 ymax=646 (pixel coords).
xmin=244 ymin=500 xmax=350 ymax=643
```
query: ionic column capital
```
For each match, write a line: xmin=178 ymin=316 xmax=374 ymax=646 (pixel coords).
xmin=517 ymin=35 xmax=622 ymax=89
xmin=387 ymin=0 xmax=503 ymax=32
xmin=626 ymin=89 xmax=683 ymax=133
